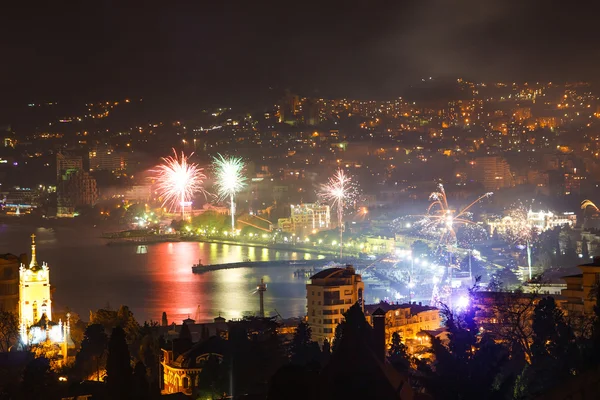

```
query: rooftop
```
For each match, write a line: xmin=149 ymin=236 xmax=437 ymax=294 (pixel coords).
xmin=364 ymin=301 xmax=437 ymax=316
xmin=310 ymin=266 xmax=357 ymax=280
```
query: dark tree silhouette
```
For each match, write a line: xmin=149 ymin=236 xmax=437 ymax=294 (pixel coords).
xmin=21 ymin=357 xmax=56 ymax=399
xmin=75 ymin=323 xmax=107 ymax=381
xmin=290 ymin=321 xmax=320 ymax=366
xmin=515 ymin=297 xmax=581 ymax=398
xmin=388 ymin=332 xmax=410 ymax=372
xmin=106 ymin=326 xmax=132 ymax=400
xmin=131 ymin=361 xmax=149 ymax=400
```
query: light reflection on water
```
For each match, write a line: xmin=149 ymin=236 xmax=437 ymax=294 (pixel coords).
xmin=0 ymin=224 xmax=317 ymax=323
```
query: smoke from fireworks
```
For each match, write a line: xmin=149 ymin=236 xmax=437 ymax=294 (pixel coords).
xmin=212 ymin=154 xmax=247 ymax=230
xmin=318 ymin=169 xmax=358 ymax=259
xmin=418 ymin=184 xmax=492 ymax=247
xmin=153 ymin=149 xmax=207 ymax=218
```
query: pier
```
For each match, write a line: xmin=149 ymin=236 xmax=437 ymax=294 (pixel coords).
xmin=190 ymin=259 xmax=366 ymax=274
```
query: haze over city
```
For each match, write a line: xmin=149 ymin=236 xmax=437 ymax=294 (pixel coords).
xmin=2 ymin=1 xmax=600 ymax=399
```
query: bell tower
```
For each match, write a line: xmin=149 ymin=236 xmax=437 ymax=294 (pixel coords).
xmin=19 ymin=234 xmax=52 ymax=327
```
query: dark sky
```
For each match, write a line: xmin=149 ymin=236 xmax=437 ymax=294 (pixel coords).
xmin=2 ymin=0 xmax=600 ymax=108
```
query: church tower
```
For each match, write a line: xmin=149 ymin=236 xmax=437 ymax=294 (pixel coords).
xmin=19 ymin=234 xmax=52 ymax=327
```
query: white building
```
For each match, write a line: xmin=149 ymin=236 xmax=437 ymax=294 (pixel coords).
xmin=279 ymin=203 xmax=331 ymax=234
xmin=306 ymin=266 xmax=364 ymax=344
xmin=19 ymin=234 xmax=69 ymax=352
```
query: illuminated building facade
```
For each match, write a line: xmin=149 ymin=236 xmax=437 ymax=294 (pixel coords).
xmin=278 ymin=203 xmax=331 ymax=234
xmin=487 ymin=210 xmax=576 ymax=235
xmin=89 ymin=146 xmax=127 ymax=172
xmin=562 ymin=257 xmax=600 ymax=315
xmin=307 ymin=266 xmax=364 ymax=344
xmin=364 ymin=302 xmax=441 ymax=353
xmin=18 ymin=234 xmax=69 ymax=356
xmin=471 ymin=156 xmax=514 ymax=191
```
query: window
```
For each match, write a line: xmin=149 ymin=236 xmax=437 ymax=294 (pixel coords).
xmin=312 ymin=291 xmax=314 ymax=295
xmin=182 ymin=377 xmax=189 ymax=389
xmin=318 ymin=301 xmax=321 ymax=305
xmin=323 ymin=328 xmax=333 ymax=334
xmin=344 ymin=289 xmax=352 ymax=295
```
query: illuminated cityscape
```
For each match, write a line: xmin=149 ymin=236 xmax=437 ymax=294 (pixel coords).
xmin=3 ymin=1 xmax=600 ymax=399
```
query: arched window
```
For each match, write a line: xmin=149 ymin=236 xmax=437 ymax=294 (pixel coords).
xmin=32 ymin=301 xmax=38 ymax=323
xmin=182 ymin=377 xmax=189 ymax=389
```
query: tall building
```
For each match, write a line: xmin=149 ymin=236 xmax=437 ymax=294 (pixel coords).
xmin=561 ymin=257 xmax=600 ymax=315
xmin=57 ymin=151 xmax=98 ymax=217
xmin=306 ymin=266 xmax=364 ymax=344
xmin=56 ymin=151 xmax=83 ymax=179
xmin=303 ymin=98 xmax=320 ymax=126
xmin=19 ymin=234 xmax=52 ymax=326
xmin=471 ymin=156 xmax=514 ymax=191
xmin=89 ymin=146 xmax=127 ymax=172
xmin=57 ymin=151 xmax=95 ymax=217
xmin=278 ymin=90 xmax=299 ymax=124
xmin=0 ymin=253 xmax=24 ymax=313
xmin=18 ymin=234 xmax=71 ymax=360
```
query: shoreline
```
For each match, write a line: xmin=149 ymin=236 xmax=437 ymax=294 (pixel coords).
xmin=105 ymin=236 xmax=359 ymax=259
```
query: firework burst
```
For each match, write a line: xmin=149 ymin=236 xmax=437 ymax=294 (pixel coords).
xmin=504 ymin=207 xmax=534 ymax=245
xmin=502 ymin=206 xmax=536 ymax=280
xmin=153 ymin=149 xmax=207 ymax=219
xmin=419 ymin=184 xmax=492 ymax=248
xmin=318 ymin=169 xmax=358 ymax=259
xmin=212 ymin=154 xmax=247 ymax=230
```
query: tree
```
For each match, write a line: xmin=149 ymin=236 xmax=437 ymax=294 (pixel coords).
xmin=419 ymin=303 xmax=511 ymax=400
xmin=139 ymin=322 xmax=161 ymax=396
xmin=485 ymin=291 xmax=537 ymax=361
xmin=75 ymin=323 xmax=107 ymax=381
xmin=131 ymin=361 xmax=149 ymax=400
xmin=388 ymin=332 xmax=410 ymax=372
xmin=21 ymin=357 xmax=56 ymax=399
xmin=106 ymin=326 xmax=132 ymax=400
xmin=515 ymin=297 xmax=580 ymax=398
xmin=197 ymin=354 xmax=228 ymax=399
xmin=0 ymin=311 xmax=19 ymax=352
xmin=290 ymin=321 xmax=320 ymax=366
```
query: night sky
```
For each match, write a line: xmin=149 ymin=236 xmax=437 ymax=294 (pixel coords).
xmin=2 ymin=0 xmax=600 ymax=108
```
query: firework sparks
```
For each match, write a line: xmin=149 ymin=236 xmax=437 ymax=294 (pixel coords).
xmin=318 ymin=169 xmax=358 ymax=259
xmin=153 ymin=149 xmax=207 ymax=219
xmin=504 ymin=207 xmax=534 ymax=245
xmin=503 ymin=206 xmax=536 ymax=280
xmin=212 ymin=154 xmax=247 ymax=230
xmin=419 ymin=184 xmax=492 ymax=248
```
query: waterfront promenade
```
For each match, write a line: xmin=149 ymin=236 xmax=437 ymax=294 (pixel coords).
xmin=102 ymin=232 xmax=360 ymax=258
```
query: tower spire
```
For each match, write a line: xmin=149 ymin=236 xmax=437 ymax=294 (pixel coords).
xmin=29 ymin=234 xmax=38 ymax=268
